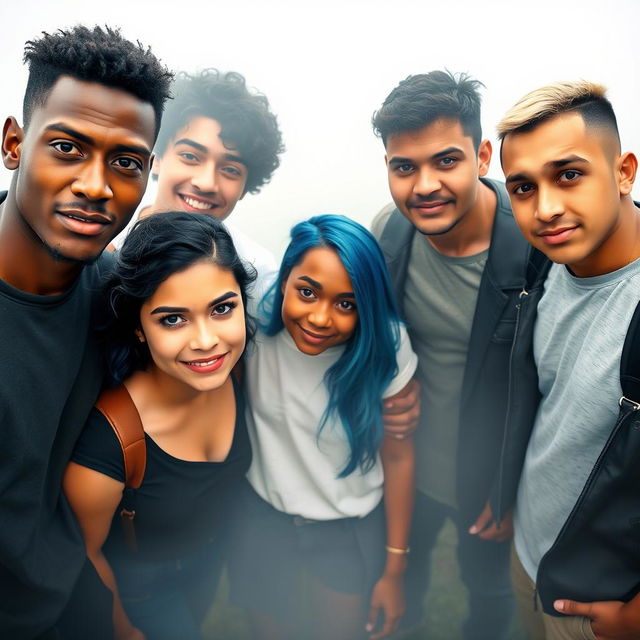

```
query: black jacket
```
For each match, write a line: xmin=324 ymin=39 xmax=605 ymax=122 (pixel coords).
xmin=494 ymin=248 xmax=640 ymax=614
xmin=377 ymin=178 xmax=529 ymax=523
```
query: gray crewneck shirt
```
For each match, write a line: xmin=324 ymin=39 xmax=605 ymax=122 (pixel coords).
xmin=515 ymin=258 xmax=640 ymax=581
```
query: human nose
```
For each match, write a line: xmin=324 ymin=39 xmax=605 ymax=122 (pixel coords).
xmin=535 ymin=186 xmax=564 ymax=222
xmin=191 ymin=162 xmax=218 ymax=193
xmin=71 ymin=158 xmax=113 ymax=201
xmin=189 ymin=319 xmax=219 ymax=351
xmin=308 ymin=301 xmax=332 ymax=328
xmin=413 ymin=167 xmax=441 ymax=197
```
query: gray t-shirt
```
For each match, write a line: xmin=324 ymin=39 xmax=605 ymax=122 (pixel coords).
xmin=404 ymin=233 xmax=487 ymax=507
xmin=515 ymin=258 xmax=640 ymax=581
xmin=372 ymin=205 xmax=487 ymax=507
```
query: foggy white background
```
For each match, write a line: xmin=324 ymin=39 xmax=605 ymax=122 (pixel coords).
xmin=0 ymin=0 xmax=638 ymax=257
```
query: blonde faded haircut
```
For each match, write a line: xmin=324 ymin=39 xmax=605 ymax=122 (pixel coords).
xmin=497 ymin=81 xmax=614 ymax=140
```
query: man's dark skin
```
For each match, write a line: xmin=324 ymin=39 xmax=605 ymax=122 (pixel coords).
xmin=0 ymin=74 xmax=156 ymax=638
xmin=0 ymin=75 xmax=156 ymax=292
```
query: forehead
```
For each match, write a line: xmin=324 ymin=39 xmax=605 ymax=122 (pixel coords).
xmin=28 ymin=75 xmax=156 ymax=147
xmin=169 ymin=116 xmax=227 ymax=150
xmin=501 ymin=112 xmax=607 ymax=175
xmin=386 ymin=118 xmax=474 ymax=157
xmin=146 ymin=260 xmax=240 ymax=304
xmin=293 ymin=247 xmax=353 ymax=285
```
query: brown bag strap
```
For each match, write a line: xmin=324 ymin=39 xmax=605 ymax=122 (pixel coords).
xmin=95 ymin=385 xmax=146 ymax=489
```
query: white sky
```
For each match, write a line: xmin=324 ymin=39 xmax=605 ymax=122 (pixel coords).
xmin=1 ymin=0 xmax=638 ymax=256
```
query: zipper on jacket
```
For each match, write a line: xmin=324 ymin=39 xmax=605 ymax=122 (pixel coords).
xmin=535 ymin=400 xmax=640 ymax=592
xmin=495 ymin=287 xmax=528 ymax=523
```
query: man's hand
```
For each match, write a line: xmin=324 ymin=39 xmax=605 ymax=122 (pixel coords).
xmin=555 ymin=595 xmax=640 ymax=640
xmin=383 ymin=378 xmax=420 ymax=440
xmin=468 ymin=501 xmax=513 ymax=542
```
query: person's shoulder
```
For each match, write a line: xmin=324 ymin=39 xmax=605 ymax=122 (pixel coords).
xmin=371 ymin=202 xmax=397 ymax=240
xmin=481 ymin=177 xmax=515 ymax=219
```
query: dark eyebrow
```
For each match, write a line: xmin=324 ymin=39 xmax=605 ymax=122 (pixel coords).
xmin=173 ymin=138 xmax=208 ymax=154
xmin=208 ymin=291 xmax=239 ymax=307
xmin=388 ymin=146 xmax=464 ymax=166
xmin=112 ymin=143 xmax=151 ymax=159
xmin=150 ymin=291 xmax=238 ymax=315
xmin=299 ymin=276 xmax=322 ymax=289
xmin=505 ymin=172 xmax=529 ymax=185
xmin=388 ymin=156 xmax=414 ymax=166
xmin=432 ymin=146 xmax=465 ymax=159
xmin=505 ymin=155 xmax=590 ymax=185
xmin=45 ymin=123 xmax=94 ymax=145
xmin=545 ymin=155 xmax=588 ymax=169
xmin=173 ymin=138 xmax=246 ymax=166
xmin=298 ymin=276 xmax=355 ymax=299
xmin=150 ymin=305 xmax=187 ymax=315
xmin=45 ymin=123 xmax=151 ymax=158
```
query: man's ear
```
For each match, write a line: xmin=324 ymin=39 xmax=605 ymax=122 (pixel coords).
xmin=617 ymin=151 xmax=637 ymax=196
xmin=477 ymin=139 xmax=492 ymax=177
xmin=2 ymin=117 xmax=23 ymax=170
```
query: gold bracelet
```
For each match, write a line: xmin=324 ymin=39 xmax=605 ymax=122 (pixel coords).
xmin=386 ymin=545 xmax=410 ymax=555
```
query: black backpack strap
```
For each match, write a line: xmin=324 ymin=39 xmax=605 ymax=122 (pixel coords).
xmin=620 ymin=299 xmax=640 ymax=406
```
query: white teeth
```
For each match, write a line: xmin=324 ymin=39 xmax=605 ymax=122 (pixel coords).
xmin=183 ymin=196 xmax=214 ymax=210
xmin=186 ymin=358 xmax=218 ymax=366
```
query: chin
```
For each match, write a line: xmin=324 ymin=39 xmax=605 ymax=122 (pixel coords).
xmin=45 ymin=242 xmax=103 ymax=265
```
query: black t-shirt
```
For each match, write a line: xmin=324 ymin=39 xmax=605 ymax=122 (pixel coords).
xmin=72 ymin=381 xmax=251 ymax=562
xmin=0 ymin=191 xmax=115 ymax=637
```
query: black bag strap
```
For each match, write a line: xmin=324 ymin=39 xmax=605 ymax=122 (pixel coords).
xmin=620 ymin=298 xmax=640 ymax=406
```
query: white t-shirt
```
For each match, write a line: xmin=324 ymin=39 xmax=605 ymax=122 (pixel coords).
xmin=245 ymin=324 xmax=417 ymax=520
xmin=111 ymin=185 xmax=277 ymax=277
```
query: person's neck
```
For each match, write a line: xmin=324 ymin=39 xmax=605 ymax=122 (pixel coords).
xmin=569 ymin=197 xmax=640 ymax=277
xmin=0 ymin=191 xmax=83 ymax=295
xmin=426 ymin=179 xmax=496 ymax=257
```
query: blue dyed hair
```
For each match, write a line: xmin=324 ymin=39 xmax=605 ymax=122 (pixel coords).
xmin=261 ymin=214 xmax=401 ymax=477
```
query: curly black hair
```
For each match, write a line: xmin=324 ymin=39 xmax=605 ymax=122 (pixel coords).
xmin=372 ymin=70 xmax=484 ymax=150
xmin=22 ymin=25 xmax=173 ymax=137
xmin=154 ymin=69 xmax=284 ymax=194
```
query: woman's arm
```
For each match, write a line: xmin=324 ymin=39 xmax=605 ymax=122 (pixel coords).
xmin=63 ymin=462 xmax=145 ymax=640
xmin=366 ymin=410 xmax=415 ymax=639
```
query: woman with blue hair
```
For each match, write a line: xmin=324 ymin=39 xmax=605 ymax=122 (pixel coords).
xmin=229 ymin=214 xmax=418 ymax=639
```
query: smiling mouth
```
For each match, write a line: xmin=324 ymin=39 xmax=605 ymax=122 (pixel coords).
xmin=538 ymin=226 xmax=579 ymax=245
xmin=410 ymin=200 xmax=453 ymax=212
xmin=181 ymin=353 xmax=228 ymax=373
xmin=299 ymin=325 xmax=334 ymax=342
xmin=179 ymin=194 xmax=219 ymax=211
xmin=55 ymin=209 xmax=111 ymax=236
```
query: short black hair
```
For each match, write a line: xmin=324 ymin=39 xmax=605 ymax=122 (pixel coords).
xmin=154 ymin=70 xmax=284 ymax=194
xmin=22 ymin=25 xmax=173 ymax=137
xmin=372 ymin=70 xmax=484 ymax=149
xmin=104 ymin=211 xmax=256 ymax=385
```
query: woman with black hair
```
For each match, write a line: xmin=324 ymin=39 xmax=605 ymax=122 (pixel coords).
xmin=63 ymin=212 xmax=254 ymax=640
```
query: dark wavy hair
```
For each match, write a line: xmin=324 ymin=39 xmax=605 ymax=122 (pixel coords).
xmin=104 ymin=212 xmax=256 ymax=386
xmin=372 ymin=70 xmax=484 ymax=149
xmin=261 ymin=215 xmax=401 ymax=477
xmin=22 ymin=25 xmax=173 ymax=137
xmin=154 ymin=69 xmax=284 ymax=194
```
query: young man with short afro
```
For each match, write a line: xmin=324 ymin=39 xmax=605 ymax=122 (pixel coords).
xmin=0 ymin=25 xmax=171 ymax=639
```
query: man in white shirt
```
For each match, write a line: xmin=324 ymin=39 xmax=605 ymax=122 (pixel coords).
xmin=112 ymin=69 xmax=283 ymax=275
